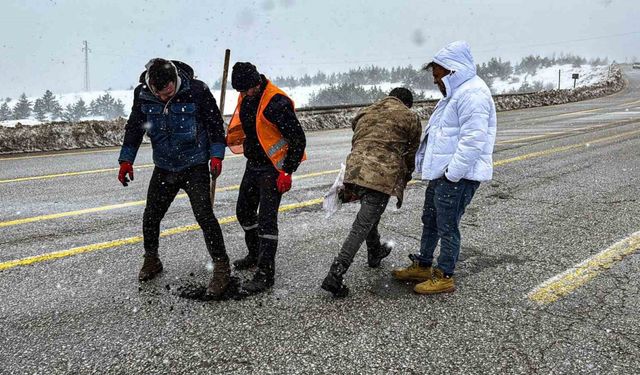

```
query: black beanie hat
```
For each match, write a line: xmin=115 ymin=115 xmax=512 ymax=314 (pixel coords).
xmin=231 ymin=62 xmax=261 ymax=91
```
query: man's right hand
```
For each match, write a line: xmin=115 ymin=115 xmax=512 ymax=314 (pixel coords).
xmin=118 ymin=162 xmax=134 ymax=186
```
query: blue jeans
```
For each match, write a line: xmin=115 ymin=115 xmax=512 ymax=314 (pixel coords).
xmin=414 ymin=177 xmax=480 ymax=275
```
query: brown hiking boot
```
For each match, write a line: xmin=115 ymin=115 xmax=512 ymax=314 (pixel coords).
xmin=138 ymin=255 xmax=163 ymax=281
xmin=392 ymin=255 xmax=432 ymax=282
xmin=206 ymin=259 xmax=231 ymax=299
xmin=414 ymin=268 xmax=455 ymax=295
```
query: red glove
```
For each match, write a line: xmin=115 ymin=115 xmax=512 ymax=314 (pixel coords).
xmin=210 ymin=157 xmax=223 ymax=178
xmin=276 ymin=171 xmax=292 ymax=193
xmin=118 ymin=162 xmax=134 ymax=186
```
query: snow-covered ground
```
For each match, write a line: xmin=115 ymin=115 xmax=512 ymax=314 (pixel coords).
xmin=491 ymin=64 xmax=609 ymax=94
xmin=0 ymin=64 xmax=608 ymax=127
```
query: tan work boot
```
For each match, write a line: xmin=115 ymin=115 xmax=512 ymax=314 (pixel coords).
xmin=138 ymin=255 xmax=163 ymax=281
xmin=414 ymin=268 xmax=455 ymax=294
xmin=206 ymin=259 xmax=231 ymax=299
xmin=392 ymin=256 xmax=432 ymax=282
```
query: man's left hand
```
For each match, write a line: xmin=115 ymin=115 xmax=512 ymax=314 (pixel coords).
xmin=276 ymin=171 xmax=292 ymax=193
xmin=210 ymin=157 xmax=223 ymax=178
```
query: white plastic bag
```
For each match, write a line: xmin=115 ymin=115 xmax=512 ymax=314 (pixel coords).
xmin=322 ymin=163 xmax=346 ymax=218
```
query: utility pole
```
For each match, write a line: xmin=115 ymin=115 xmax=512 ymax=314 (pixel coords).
xmin=82 ymin=41 xmax=91 ymax=91
xmin=557 ymin=69 xmax=561 ymax=90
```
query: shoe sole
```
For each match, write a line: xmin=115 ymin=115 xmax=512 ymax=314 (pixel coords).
xmin=413 ymin=286 xmax=455 ymax=295
xmin=138 ymin=266 xmax=163 ymax=282
xmin=320 ymin=284 xmax=348 ymax=298
xmin=206 ymin=286 xmax=230 ymax=300
xmin=392 ymin=274 xmax=431 ymax=282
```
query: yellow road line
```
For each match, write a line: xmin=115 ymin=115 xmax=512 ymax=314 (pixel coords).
xmin=503 ymin=96 xmax=638 ymax=123
xmin=2 ymin=127 xmax=640 ymax=271
xmin=0 ymin=164 xmax=154 ymax=184
xmin=0 ymin=198 xmax=324 ymax=272
xmin=528 ymin=230 xmax=640 ymax=304
xmin=0 ymin=155 xmax=243 ymax=184
xmin=0 ymin=147 xmax=125 ymax=161
xmin=556 ymin=107 xmax=603 ymax=118
xmin=0 ymin=169 xmax=339 ymax=228
xmin=494 ymin=128 xmax=640 ymax=166
xmin=497 ymin=118 xmax=640 ymax=145
xmin=497 ymin=132 xmax=565 ymax=145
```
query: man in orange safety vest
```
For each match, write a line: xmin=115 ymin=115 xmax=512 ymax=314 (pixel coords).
xmin=227 ymin=62 xmax=306 ymax=294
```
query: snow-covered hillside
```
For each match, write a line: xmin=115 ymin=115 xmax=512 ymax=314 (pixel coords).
xmin=0 ymin=64 xmax=608 ymax=127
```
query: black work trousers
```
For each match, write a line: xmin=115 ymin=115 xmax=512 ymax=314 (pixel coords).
xmin=142 ymin=164 xmax=227 ymax=261
xmin=235 ymin=165 xmax=282 ymax=275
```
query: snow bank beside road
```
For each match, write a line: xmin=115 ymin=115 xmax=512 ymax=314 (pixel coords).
xmin=0 ymin=65 xmax=624 ymax=155
xmin=492 ymin=64 xmax=609 ymax=94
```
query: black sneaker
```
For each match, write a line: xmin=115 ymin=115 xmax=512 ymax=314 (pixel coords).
xmin=367 ymin=241 xmax=393 ymax=268
xmin=321 ymin=273 xmax=349 ymax=298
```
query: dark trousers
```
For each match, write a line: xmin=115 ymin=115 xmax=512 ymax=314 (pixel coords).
xmin=414 ymin=177 xmax=479 ymax=275
xmin=235 ymin=165 xmax=282 ymax=274
xmin=142 ymin=164 xmax=227 ymax=261
xmin=335 ymin=187 xmax=390 ymax=268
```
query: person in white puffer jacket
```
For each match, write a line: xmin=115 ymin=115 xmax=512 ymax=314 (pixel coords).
xmin=392 ymin=41 xmax=497 ymax=295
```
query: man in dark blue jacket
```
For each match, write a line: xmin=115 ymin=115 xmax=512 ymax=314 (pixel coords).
xmin=118 ymin=58 xmax=230 ymax=298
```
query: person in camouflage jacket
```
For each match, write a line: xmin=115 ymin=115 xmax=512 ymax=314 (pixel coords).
xmin=321 ymin=88 xmax=422 ymax=297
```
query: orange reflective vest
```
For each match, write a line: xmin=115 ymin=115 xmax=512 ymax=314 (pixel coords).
xmin=226 ymin=80 xmax=306 ymax=172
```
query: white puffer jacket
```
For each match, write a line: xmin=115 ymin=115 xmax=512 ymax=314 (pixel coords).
xmin=416 ymin=41 xmax=497 ymax=182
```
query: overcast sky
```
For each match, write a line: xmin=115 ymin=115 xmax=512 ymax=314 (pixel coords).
xmin=1 ymin=0 xmax=638 ymax=98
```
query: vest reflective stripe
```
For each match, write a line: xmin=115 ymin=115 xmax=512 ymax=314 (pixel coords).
xmin=225 ymin=80 xmax=306 ymax=172
xmin=266 ymin=138 xmax=288 ymax=158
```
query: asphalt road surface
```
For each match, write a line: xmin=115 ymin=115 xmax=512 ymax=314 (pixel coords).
xmin=1 ymin=66 xmax=639 ymax=374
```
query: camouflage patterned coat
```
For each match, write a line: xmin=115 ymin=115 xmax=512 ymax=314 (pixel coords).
xmin=344 ymin=96 xmax=422 ymax=208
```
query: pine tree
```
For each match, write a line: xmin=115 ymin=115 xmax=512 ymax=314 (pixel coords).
xmin=0 ymin=102 xmax=11 ymax=121
xmin=33 ymin=98 xmax=48 ymax=122
xmin=90 ymin=92 xmax=126 ymax=119
xmin=50 ymin=101 xmax=63 ymax=121
xmin=73 ymin=98 xmax=88 ymax=119
xmin=12 ymin=93 xmax=32 ymax=120
xmin=62 ymin=103 xmax=78 ymax=122
xmin=40 ymin=90 xmax=64 ymax=120
xmin=41 ymin=90 xmax=56 ymax=112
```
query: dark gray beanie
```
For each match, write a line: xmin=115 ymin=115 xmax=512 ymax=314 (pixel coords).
xmin=231 ymin=62 xmax=261 ymax=91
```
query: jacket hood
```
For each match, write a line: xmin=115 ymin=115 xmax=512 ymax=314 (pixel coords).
xmin=432 ymin=41 xmax=476 ymax=94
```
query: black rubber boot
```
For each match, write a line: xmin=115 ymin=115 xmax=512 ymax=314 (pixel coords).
xmin=138 ymin=254 xmax=163 ymax=281
xmin=243 ymin=268 xmax=275 ymax=295
xmin=243 ymin=236 xmax=277 ymax=295
xmin=321 ymin=260 xmax=349 ymax=298
xmin=233 ymin=229 xmax=259 ymax=270
xmin=367 ymin=241 xmax=393 ymax=268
